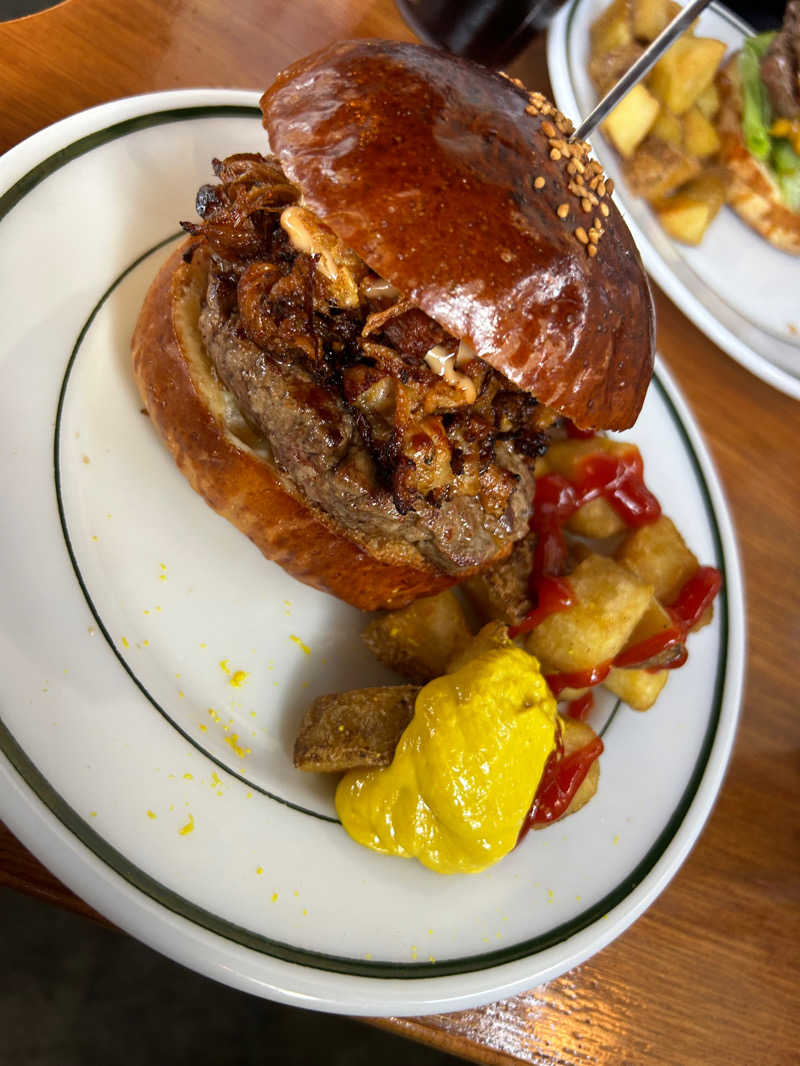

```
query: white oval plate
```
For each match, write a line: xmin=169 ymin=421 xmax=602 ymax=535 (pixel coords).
xmin=0 ymin=89 xmax=745 ymax=1017
xmin=548 ymin=0 xmax=800 ymax=400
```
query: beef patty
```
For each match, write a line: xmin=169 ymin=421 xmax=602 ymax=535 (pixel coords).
xmin=185 ymin=153 xmax=555 ymax=573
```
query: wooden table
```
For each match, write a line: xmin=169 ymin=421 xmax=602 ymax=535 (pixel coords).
xmin=1 ymin=2 xmax=798 ymax=1062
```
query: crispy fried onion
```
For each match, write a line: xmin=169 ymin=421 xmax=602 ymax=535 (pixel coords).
xmin=192 ymin=152 xmax=551 ymax=517
xmin=182 ymin=153 xmax=298 ymax=261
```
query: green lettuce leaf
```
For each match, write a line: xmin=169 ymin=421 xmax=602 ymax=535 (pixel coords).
xmin=773 ymin=141 xmax=800 ymax=211
xmin=738 ymin=31 xmax=800 ymax=211
xmin=738 ymin=32 xmax=775 ymax=161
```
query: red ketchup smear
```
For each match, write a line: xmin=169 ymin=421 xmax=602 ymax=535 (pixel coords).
xmin=545 ymin=662 xmax=612 ymax=698
xmin=566 ymin=691 xmax=594 ymax=720
xmin=508 ymin=576 xmax=575 ymax=638
xmin=517 ymin=734 xmax=605 ymax=842
xmin=573 ymin=449 xmax=661 ymax=528
xmin=670 ymin=565 xmax=723 ymax=630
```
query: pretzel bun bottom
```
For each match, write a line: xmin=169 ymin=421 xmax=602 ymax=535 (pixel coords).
xmin=131 ymin=240 xmax=464 ymax=611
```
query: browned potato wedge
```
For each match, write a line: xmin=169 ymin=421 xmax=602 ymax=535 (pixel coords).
xmin=616 ymin=597 xmax=687 ymax=668
xmin=651 ymin=106 xmax=684 ymax=148
xmin=648 ymin=35 xmax=727 ymax=115
xmin=446 ymin=621 xmax=512 ymax=674
xmin=562 ymin=717 xmax=601 ymax=817
xmin=462 ymin=535 xmax=534 ymax=626
xmin=293 ymin=686 xmax=418 ymax=772
xmin=589 ymin=41 xmax=645 ymax=94
xmin=682 ymin=106 xmax=721 ymax=158
xmin=362 ymin=589 xmax=472 ymax=684
xmin=655 ymin=193 xmax=714 ymax=244
xmin=625 ymin=136 xmax=703 ymax=200
xmin=603 ymin=82 xmax=662 ymax=157
xmin=616 ymin=514 xmax=698 ymax=604
xmin=655 ymin=168 xmax=728 ymax=247
xmin=695 ymin=80 xmax=720 ymax=119
xmin=604 ymin=666 xmax=668 ymax=710
xmin=567 ymin=496 xmax=628 ymax=539
xmin=656 ymin=167 xmax=729 ymax=245
xmin=632 ymin=0 xmax=671 ymax=41
xmin=525 ymin=554 xmax=653 ymax=672
xmin=590 ymin=0 xmax=634 ymax=55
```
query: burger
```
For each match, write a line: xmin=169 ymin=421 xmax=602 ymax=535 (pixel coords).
xmin=131 ymin=39 xmax=655 ymax=611
xmin=716 ymin=0 xmax=800 ymax=254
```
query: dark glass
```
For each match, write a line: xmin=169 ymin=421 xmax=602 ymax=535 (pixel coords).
xmin=396 ymin=0 xmax=790 ymax=69
xmin=395 ymin=0 xmax=567 ymax=67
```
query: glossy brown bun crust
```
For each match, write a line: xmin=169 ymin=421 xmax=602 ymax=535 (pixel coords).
xmin=261 ymin=39 xmax=655 ymax=431
xmin=132 ymin=240 xmax=458 ymax=610
xmin=716 ymin=58 xmax=800 ymax=256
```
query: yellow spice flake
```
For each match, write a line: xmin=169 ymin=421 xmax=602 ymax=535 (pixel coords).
xmin=290 ymin=635 xmax=311 ymax=655
xmin=230 ymin=670 xmax=249 ymax=688
xmin=179 ymin=813 xmax=195 ymax=836
xmin=147 ymin=810 xmax=157 ymax=820
xmin=224 ymin=733 xmax=251 ymax=758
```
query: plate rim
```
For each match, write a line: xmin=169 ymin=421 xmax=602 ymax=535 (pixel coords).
xmin=0 ymin=88 xmax=746 ymax=1015
xmin=547 ymin=0 xmax=800 ymax=401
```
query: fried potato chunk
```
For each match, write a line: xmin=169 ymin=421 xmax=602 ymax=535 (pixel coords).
xmin=616 ymin=514 xmax=698 ymax=605
xmin=625 ymin=136 xmax=703 ymax=201
xmin=632 ymin=0 xmax=671 ymax=41
xmin=655 ymin=169 xmax=727 ymax=245
xmin=562 ymin=717 xmax=602 ymax=817
xmin=589 ymin=41 xmax=646 ymax=94
xmin=603 ymin=82 xmax=661 ymax=157
xmin=567 ymin=496 xmax=628 ymax=540
xmin=462 ymin=535 xmax=535 ymax=626
xmin=446 ymin=620 xmax=512 ymax=674
xmin=533 ymin=717 xmax=601 ymax=828
xmin=604 ymin=666 xmax=668 ymax=710
xmin=362 ymin=589 xmax=472 ymax=683
xmin=648 ymin=35 xmax=727 ymax=116
xmin=525 ymin=554 xmax=653 ymax=672
xmin=590 ymin=0 xmax=634 ymax=54
xmin=293 ymin=685 xmax=418 ymax=772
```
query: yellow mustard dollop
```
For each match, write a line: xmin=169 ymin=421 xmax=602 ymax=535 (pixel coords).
xmin=335 ymin=645 xmax=559 ymax=874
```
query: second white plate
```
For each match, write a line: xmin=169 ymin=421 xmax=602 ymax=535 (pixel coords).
xmin=548 ymin=0 xmax=800 ymax=399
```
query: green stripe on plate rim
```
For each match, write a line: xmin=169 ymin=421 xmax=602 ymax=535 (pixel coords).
xmin=0 ymin=102 xmax=729 ymax=979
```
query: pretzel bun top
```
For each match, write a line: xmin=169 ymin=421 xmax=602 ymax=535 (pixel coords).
xmin=261 ymin=39 xmax=655 ymax=430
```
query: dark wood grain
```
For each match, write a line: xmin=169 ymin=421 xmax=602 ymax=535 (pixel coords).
xmin=1 ymin=2 xmax=798 ymax=1064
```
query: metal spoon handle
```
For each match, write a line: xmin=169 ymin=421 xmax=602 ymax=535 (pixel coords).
xmin=570 ymin=0 xmax=714 ymax=143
